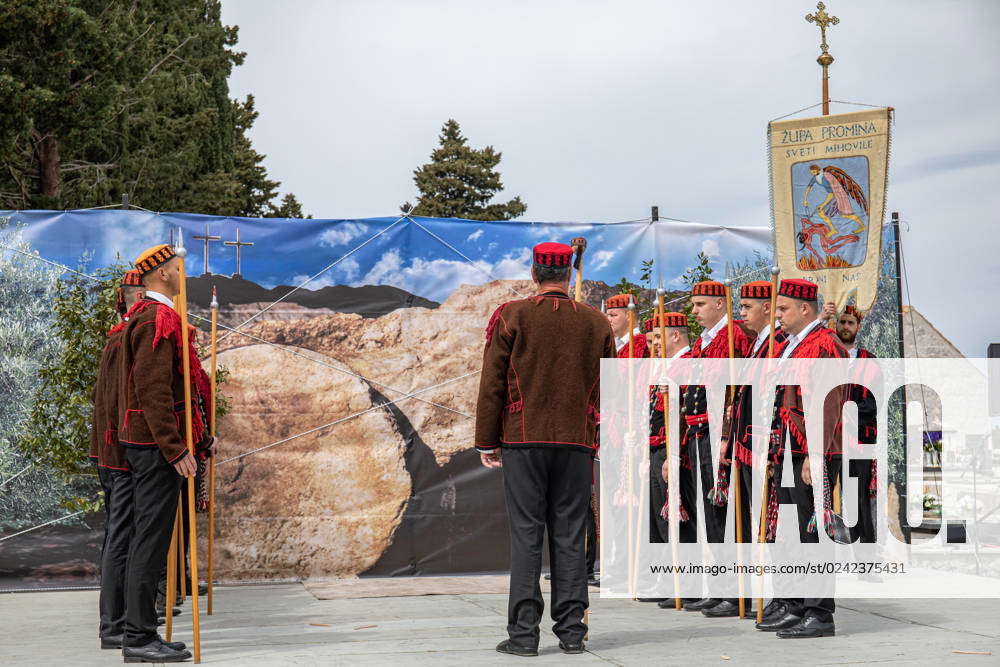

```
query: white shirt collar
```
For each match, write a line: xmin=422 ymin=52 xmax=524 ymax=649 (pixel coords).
xmin=615 ymin=329 xmax=641 ymax=352
xmin=752 ymin=327 xmax=771 ymax=354
xmin=671 ymin=345 xmax=690 ymax=359
xmin=848 ymin=346 xmax=858 ymax=359
xmin=145 ymin=290 xmax=175 ymax=309
xmin=700 ymin=315 xmax=728 ymax=346
xmin=780 ymin=318 xmax=823 ymax=359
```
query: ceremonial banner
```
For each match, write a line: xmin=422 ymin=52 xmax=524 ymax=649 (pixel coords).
xmin=769 ymin=108 xmax=893 ymax=312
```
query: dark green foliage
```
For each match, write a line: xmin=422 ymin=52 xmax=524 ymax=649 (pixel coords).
xmin=13 ymin=258 xmax=231 ymax=516
xmin=14 ymin=259 xmax=125 ymax=513
xmin=404 ymin=120 xmax=526 ymax=221
xmin=680 ymin=252 xmax=715 ymax=338
xmin=0 ymin=0 xmax=305 ymax=216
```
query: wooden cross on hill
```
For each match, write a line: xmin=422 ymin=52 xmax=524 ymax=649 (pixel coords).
xmin=193 ymin=224 xmax=221 ymax=276
xmin=225 ymin=227 xmax=254 ymax=279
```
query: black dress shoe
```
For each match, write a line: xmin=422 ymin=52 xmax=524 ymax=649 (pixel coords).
xmin=559 ymin=640 xmax=585 ymax=654
xmin=702 ymin=600 xmax=741 ymax=617
xmin=760 ymin=600 xmax=787 ymax=622
xmin=123 ymin=639 xmax=192 ymax=663
xmin=587 ymin=576 xmax=600 ymax=587
xmin=756 ymin=611 xmax=803 ymax=632
xmin=683 ymin=597 xmax=719 ymax=611
xmin=102 ymin=634 xmax=186 ymax=651
xmin=776 ymin=615 xmax=835 ymax=639
xmin=637 ymin=597 xmax=668 ymax=602
xmin=496 ymin=639 xmax=538 ymax=657
xmin=657 ymin=598 xmax=682 ymax=609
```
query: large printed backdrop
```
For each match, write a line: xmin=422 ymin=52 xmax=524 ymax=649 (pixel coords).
xmin=3 ymin=210 xmax=892 ymax=586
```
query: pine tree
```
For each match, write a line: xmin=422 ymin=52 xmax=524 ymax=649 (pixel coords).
xmin=0 ymin=0 xmax=306 ymax=217
xmin=404 ymin=119 xmax=526 ymax=221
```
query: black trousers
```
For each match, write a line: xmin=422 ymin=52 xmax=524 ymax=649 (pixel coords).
xmin=586 ymin=490 xmax=597 ymax=577
xmin=502 ymin=446 xmax=590 ymax=648
xmin=649 ymin=446 xmax=669 ymax=543
xmin=849 ymin=458 xmax=877 ymax=543
xmin=98 ymin=467 xmax=135 ymax=639
xmin=123 ymin=447 xmax=182 ymax=647
xmin=690 ymin=430 xmax=726 ymax=543
xmin=783 ymin=455 xmax=840 ymax=622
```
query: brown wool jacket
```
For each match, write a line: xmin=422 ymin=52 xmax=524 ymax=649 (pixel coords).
xmin=116 ymin=299 xmax=190 ymax=464
xmin=90 ymin=324 xmax=129 ymax=470
xmin=474 ymin=290 xmax=616 ymax=453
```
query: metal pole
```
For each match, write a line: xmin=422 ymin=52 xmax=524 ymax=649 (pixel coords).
xmin=892 ymin=211 xmax=910 ymax=543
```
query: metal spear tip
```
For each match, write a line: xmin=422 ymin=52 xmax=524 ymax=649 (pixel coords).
xmin=724 ymin=278 xmax=733 ymax=287
xmin=175 ymin=228 xmax=187 ymax=256
xmin=771 ymin=265 xmax=780 ymax=276
xmin=656 ymin=287 xmax=665 ymax=296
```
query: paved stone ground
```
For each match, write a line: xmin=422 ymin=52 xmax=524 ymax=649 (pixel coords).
xmin=3 ymin=583 xmax=999 ymax=665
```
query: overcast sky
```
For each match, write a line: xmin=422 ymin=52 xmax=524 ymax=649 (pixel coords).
xmin=221 ymin=0 xmax=999 ymax=357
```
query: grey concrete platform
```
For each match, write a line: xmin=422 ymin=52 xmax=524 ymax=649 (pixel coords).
xmin=3 ymin=583 xmax=999 ymax=665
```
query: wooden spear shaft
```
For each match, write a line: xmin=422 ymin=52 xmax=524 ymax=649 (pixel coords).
xmin=165 ymin=504 xmax=179 ymax=640
xmin=656 ymin=288 xmax=682 ymax=610
xmin=176 ymin=233 xmax=202 ymax=663
xmin=178 ymin=503 xmax=186 ymax=599
xmin=724 ymin=279 xmax=745 ymax=618
xmin=626 ymin=298 xmax=636 ymax=600
xmin=757 ymin=266 xmax=780 ymax=624
xmin=207 ymin=288 xmax=218 ymax=615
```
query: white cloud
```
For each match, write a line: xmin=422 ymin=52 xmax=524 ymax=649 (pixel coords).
xmin=96 ymin=213 xmax=169 ymax=267
xmin=701 ymin=238 xmax=720 ymax=258
xmin=319 ymin=223 xmax=368 ymax=248
xmin=466 ymin=228 xmax=484 ymax=242
xmin=290 ymin=256 xmax=361 ymax=288
xmin=357 ymin=247 xmax=531 ymax=301
xmin=591 ymin=249 xmax=614 ymax=270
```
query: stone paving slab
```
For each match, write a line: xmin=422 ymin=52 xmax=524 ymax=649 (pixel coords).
xmin=2 ymin=583 xmax=998 ymax=665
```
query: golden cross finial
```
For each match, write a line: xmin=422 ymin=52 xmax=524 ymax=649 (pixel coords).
xmin=806 ymin=2 xmax=839 ymax=55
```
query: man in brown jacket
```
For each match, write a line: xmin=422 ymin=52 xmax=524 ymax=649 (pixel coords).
xmin=115 ymin=244 xmax=197 ymax=663
xmin=475 ymin=242 xmax=615 ymax=657
xmin=89 ymin=268 xmax=187 ymax=653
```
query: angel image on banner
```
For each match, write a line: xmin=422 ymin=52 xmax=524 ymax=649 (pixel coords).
xmin=793 ymin=156 xmax=869 ymax=270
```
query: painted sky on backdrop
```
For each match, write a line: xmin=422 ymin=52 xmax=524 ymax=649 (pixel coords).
xmin=217 ymin=0 xmax=1000 ymax=357
xmin=0 ymin=211 xmax=770 ymax=304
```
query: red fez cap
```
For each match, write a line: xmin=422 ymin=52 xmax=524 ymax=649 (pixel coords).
xmin=691 ymin=280 xmax=725 ymax=297
xmin=642 ymin=311 xmax=687 ymax=332
xmin=532 ymin=242 xmax=573 ymax=267
xmin=740 ymin=280 xmax=772 ymax=300
xmin=120 ymin=269 xmax=143 ymax=287
xmin=843 ymin=305 xmax=864 ymax=322
xmin=605 ymin=294 xmax=632 ymax=310
xmin=778 ymin=278 xmax=818 ymax=301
